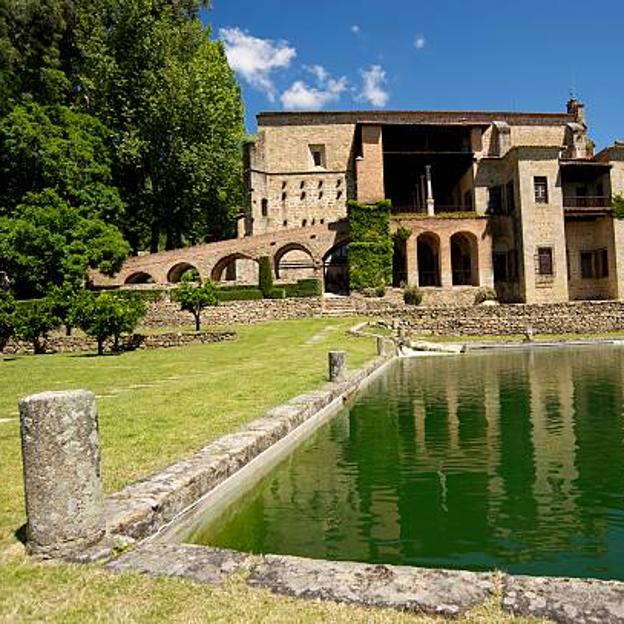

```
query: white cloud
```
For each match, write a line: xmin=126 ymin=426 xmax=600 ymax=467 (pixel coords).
xmin=414 ymin=34 xmax=426 ymax=49
xmin=351 ymin=24 xmax=361 ymax=34
xmin=359 ymin=65 xmax=389 ymax=107
xmin=281 ymin=66 xmax=347 ymax=110
xmin=220 ymin=27 xmax=296 ymax=101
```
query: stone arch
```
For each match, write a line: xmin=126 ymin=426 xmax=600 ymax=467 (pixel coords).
xmin=167 ymin=262 xmax=200 ymax=284
xmin=124 ymin=271 xmax=155 ymax=285
xmin=450 ymin=231 xmax=479 ymax=286
xmin=323 ymin=240 xmax=349 ymax=294
xmin=274 ymin=243 xmax=317 ymax=281
xmin=417 ymin=232 xmax=441 ymax=287
xmin=211 ymin=253 xmax=259 ymax=284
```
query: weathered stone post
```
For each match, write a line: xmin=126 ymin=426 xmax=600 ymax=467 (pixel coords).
xmin=19 ymin=390 xmax=104 ymax=558
xmin=328 ymin=351 xmax=347 ymax=382
xmin=377 ymin=336 xmax=389 ymax=357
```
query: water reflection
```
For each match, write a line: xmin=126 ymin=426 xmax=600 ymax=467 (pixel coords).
xmin=188 ymin=347 xmax=624 ymax=580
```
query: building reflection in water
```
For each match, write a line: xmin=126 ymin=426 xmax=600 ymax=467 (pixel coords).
xmin=190 ymin=347 xmax=624 ymax=580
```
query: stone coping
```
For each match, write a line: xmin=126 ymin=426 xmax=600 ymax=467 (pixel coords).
xmin=105 ymin=542 xmax=624 ymax=623
xmin=104 ymin=354 xmax=393 ymax=545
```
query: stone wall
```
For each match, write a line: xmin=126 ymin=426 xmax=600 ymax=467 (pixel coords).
xmin=142 ymin=297 xmax=324 ymax=329
xmin=4 ymin=330 xmax=236 ymax=355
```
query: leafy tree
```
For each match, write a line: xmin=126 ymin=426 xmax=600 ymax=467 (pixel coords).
xmin=48 ymin=282 xmax=83 ymax=335
xmin=171 ymin=279 xmax=217 ymax=331
xmin=74 ymin=0 xmax=245 ymax=251
xmin=0 ymin=290 xmax=16 ymax=355
xmin=15 ymin=298 xmax=59 ymax=354
xmin=0 ymin=190 xmax=129 ymax=298
xmin=73 ymin=292 xmax=146 ymax=355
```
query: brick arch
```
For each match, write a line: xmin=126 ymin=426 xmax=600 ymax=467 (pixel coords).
xmin=211 ymin=253 xmax=259 ymax=283
xmin=450 ymin=231 xmax=479 ymax=286
xmin=417 ymin=232 xmax=441 ymax=287
xmin=167 ymin=262 xmax=200 ymax=284
xmin=274 ymin=243 xmax=318 ymax=280
xmin=125 ymin=271 xmax=155 ymax=285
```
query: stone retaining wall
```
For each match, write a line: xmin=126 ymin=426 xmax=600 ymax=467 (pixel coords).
xmin=4 ymin=330 xmax=236 ymax=355
xmin=142 ymin=295 xmax=624 ymax=336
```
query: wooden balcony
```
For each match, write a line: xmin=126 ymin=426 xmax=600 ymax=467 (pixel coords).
xmin=563 ymin=196 xmax=612 ymax=215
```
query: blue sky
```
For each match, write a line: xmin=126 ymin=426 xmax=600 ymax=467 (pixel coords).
xmin=203 ymin=1 xmax=622 ymax=149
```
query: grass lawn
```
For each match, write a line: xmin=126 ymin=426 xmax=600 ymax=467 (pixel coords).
xmin=0 ymin=318 xmax=545 ymax=623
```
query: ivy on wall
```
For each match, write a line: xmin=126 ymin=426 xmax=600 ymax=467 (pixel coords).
xmin=613 ymin=195 xmax=624 ymax=219
xmin=347 ymin=200 xmax=393 ymax=291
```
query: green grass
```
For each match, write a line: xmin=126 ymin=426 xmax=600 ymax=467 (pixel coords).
xmin=0 ymin=319 xmax=546 ymax=623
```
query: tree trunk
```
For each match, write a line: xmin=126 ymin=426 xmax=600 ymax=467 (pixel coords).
xmin=65 ymin=325 xmax=72 ymax=337
xmin=113 ymin=334 xmax=120 ymax=352
xmin=194 ymin=313 xmax=201 ymax=332
xmin=33 ymin=338 xmax=44 ymax=355
xmin=150 ymin=223 xmax=160 ymax=254
xmin=97 ymin=338 xmax=104 ymax=356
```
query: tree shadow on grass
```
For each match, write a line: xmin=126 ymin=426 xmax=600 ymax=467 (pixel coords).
xmin=68 ymin=351 xmax=125 ymax=359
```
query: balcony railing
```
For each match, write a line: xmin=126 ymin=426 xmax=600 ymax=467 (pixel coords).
xmin=563 ymin=196 xmax=612 ymax=211
xmin=391 ymin=204 xmax=476 ymax=215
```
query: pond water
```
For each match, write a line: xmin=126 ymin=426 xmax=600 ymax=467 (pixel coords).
xmin=186 ymin=348 xmax=624 ymax=580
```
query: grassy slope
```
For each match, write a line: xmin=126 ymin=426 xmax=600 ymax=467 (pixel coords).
xmin=0 ymin=319 xmax=544 ymax=623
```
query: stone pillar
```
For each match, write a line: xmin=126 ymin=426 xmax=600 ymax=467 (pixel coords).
xmin=439 ymin=235 xmax=453 ymax=288
xmin=406 ymin=234 xmax=418 ymax=286
xmin=376 ymin=336 xmax=389 ymax=357
xmin=19 ymin=390 xmax=104 ymax=558
xmin=356 ymin=125 xmax=385 ymax=203
xmin=425 ymin=165 xmax=435 ymax=216
xmin=328 ymin=351 xmax=347 ymax=382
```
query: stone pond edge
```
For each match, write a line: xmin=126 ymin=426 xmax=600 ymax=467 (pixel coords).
xmin=86 ymin=337 xmax=624 ymax=623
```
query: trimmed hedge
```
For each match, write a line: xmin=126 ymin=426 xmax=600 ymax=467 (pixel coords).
xmin=267 ymin=287 xmax=286 ymax=299
xmin=216 ymin=288 xmax=263 ymax=302
xmin=283 ymin=278 xmax=323 ymax=298
xmin=258 ymin=255 xmax=273 ymax=297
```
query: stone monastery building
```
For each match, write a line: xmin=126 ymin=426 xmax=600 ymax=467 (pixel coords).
xmin=99 ymin=100 xmax=624 ymax=304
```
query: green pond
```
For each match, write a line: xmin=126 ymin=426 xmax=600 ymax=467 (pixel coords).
xmin=186 ymin=347 xmax=624 ymax=580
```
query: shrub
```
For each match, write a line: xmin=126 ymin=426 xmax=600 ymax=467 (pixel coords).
xmin=15 ymin=298 xmax=60 ymax=354
xmin=267 ymin=287 xmax=286 ymax=299
xmin=0 ymin=291 xmax=16 ymax=354
xmin=171 ymin=279 xmax=218 ymax=331
xmin=258 ymin=255 xmax=273 ymax=298
xmin=474 ymin=287 xmax=498 ymax=305
xmin=216 ymin=288 xmax=263 ymax=302
xmin=375 ymin=284 xmax=386 ymax=298
xmin=283 ymin=278 xmax=323 ymax=298
xmin=403 ymin=285 xmax=423 ymax=306
xmin=613 ymin=195 xmax=624 ymax=219
xmin=73 ymin=292 xmax=146 ymax=355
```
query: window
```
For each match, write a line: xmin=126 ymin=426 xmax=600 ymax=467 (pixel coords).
xmin=534 ymin=177 xmax=548 ymax=204
xmin=261 ymin=198 xmax=268 ymax=217
xmin=581 ymin=249 xmax=609 ymax=279
xmin=493 ymin=249 xmax=519 ymax=282
xmin=281 ymin=192 xmax=287 ymax=202
xmin=505 ymin=182 xmax=515 ymax=213
xmin=463 ymin=190 xmax=473 ymax=210
xmin=537 ymin=247 xmax=553 ymax=276
xmin=488 ymin=186 xmax=503 ymax=214
xmin=309 ymin=144 xmax=326 ymax=168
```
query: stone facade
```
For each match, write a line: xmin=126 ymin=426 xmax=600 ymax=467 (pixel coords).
xmin=93 ymin=100 xmax=624 ymax=306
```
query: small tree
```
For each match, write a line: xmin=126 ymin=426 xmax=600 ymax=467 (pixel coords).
xmin=171 ymin=280 xmax=218 ymax=331
xmin=48 ymin=283 xmax=83 ymax=336
xmin=75 ymin=293 xmax=146 ymax=355
xmin=15 ymin=299 xmax=60 ymax=354
xmin=0 ymin=291 xmax=16 ymax=357
xmin=258 ymin=256 xmax=273 ymax=298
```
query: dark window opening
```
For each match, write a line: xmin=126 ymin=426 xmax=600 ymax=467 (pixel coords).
xmin=301 ymin=191 xmax=306 ymax=200
xmin=302 ymin=219 xmax=307 ymax=227
xmin=337 ymin=190 xmax=343 ymax=200
xmin=494 ymin=250 xmax=518 ymax=282
xmin=505 ymin=182 xmax=515 ymax=213
xmin=537 ymin=247 xmax=553 ymax=276
xmin=283 ymin=219 xmax=288 ymax=227
xmin=261 ymin=198 xmax=268 ymax=217
xmin=488 ymin=186 xmax=503 ymax=214
xmin=281 ymin=192 xmax=287 ymax=202
xmin=534 ymin=177 xmax=549 ymax=204
xmin=581 ymin=249 xmax=608 ymax=279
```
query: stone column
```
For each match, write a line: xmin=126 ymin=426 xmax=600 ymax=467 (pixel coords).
xmin=405 ymin=234 xmax=418 ymax=286
xmin=19 ymin=390 xmax=104 ymax=558
xmin=328 ymin=351 xmax=347 ymax=382
xmin=425 ymin=165 xmax=435 ymax=216
xmin=376 ymin=336 xmax=389 ymax=357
